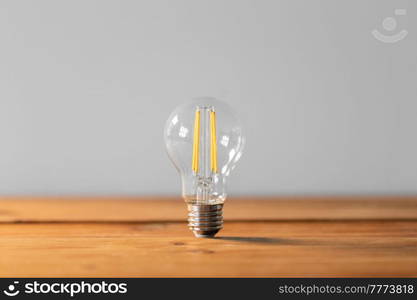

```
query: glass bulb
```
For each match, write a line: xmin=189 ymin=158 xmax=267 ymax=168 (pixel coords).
xmin=164 ymin=97 xmax=245 ymax=237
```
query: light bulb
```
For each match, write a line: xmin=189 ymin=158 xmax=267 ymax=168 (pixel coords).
xmin=164 ymin=97 xmax=245 ymax=238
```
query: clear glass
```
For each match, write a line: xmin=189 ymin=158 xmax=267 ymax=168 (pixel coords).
xmin=164 ymin=97 xmax=245 ymax=205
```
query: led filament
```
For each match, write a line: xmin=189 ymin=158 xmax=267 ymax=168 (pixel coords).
xmin=191 ymin=107 xmax=218 ymax=175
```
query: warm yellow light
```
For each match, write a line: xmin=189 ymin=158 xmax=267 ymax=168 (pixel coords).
xmin=192 ymin=109 xmax=200 ymax=173
xmin=210 ymin=110 xmax=218 ymax=173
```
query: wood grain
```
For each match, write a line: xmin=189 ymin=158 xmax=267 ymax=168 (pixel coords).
xmin=0 ymin=197 xmax=416 ymax=277
xmin=0 ymin=196 xmax=416 ymax=222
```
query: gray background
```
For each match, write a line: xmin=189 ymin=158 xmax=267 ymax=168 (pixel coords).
xmin=0 ymin=0 xmax=416 ymax=195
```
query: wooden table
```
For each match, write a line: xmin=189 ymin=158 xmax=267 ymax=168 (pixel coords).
xmin=0 ymin=196 xmax=416 ymax=277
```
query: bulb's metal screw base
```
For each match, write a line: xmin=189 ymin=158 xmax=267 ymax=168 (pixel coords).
xmin=187 ymin=204 xmax=223 ymax=238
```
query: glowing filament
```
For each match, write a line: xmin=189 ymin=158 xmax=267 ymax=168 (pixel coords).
xmin=192 ymin=109 xmax=200 ymax=173
xmin=192 ymin=108 xmax=218 ymax=174
xmin=210 ymin=110 xmax=218 ymax=173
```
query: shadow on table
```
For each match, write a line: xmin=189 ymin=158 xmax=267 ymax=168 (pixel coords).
xmin=216 ymin=236 xmax=302 ymax=245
